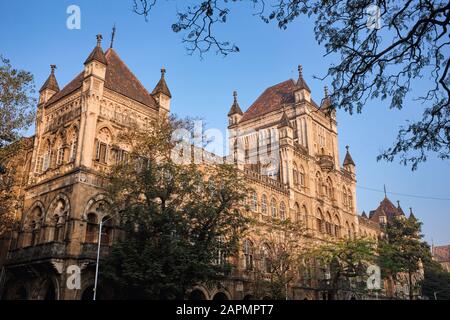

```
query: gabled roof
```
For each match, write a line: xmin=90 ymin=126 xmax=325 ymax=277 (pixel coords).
xmin=240 ymin=79 xmax=320 ymax=122
xmin=151 ymin=68 xmax=172 ymax=98
xmin=369 ymin=197 xmax=405 ymax=223
xmin=39 ymin=66 xmax=60 ymax=93
xmin=46 ymin=48 xmax=158 ymax=109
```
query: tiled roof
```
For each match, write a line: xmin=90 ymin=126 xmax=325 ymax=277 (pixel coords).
xmin=84 ymin=46 xmax=108 ymax=65
xmin=46 ymin=48 xmax=158 ymax=109
xmin=343 ymin=150 xmax=355 ymax=166
xmin=369 ymin=197 xmax=405 ymax=223
xmin=151 ymin=69 xmax=172 ymax=98
xmin=228 ymin=91 xmax=243 ymax=116
xmin=433 ymin=245 xmax=450 ymax=262
xmin=39 ymin=68 xmax=60 ymax=93
xmin=240 ymin=79 xmax=321 ymax=123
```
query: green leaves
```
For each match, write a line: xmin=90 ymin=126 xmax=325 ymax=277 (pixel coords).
xmin=102 ymin=117 xmax=250 ymax=299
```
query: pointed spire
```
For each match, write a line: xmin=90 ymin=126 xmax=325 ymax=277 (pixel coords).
xmin=343 ymin=145 xmax=355 ymax=166
xmin=110 ymin=24 xmax=116 ymax=49
xmin=396 ymin=200 xmax=405 ymax=216
xmin=361 ymin=211 xmax=368 ymax=218
xmin=84 ymin=34 xmax=108 ymax=65
xmin=384 ymin=184 xmax=387 ymax=198
xmin=152 ymin=67 xmax=172 ymax=98
xmin=409 ymin=207 xmax=417 ymax=221
xmin=39 ymin=64 xmax=60 ymax=93
xmin=321 ymin=85 xmax=331 ymax=108
xmin=296 ymin=64 xmax=311 ymax=92
xmin=228 ymin=91 xmax=243 ymax=116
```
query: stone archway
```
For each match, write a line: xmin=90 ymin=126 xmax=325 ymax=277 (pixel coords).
xmin=189 ymin=289 xmax=207 ymax=300
xmin=212 ymin=292 xmax=229 ymax=301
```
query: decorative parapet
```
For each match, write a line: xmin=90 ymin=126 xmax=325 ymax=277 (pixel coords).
xmin=243 ymin=169 xmax=289 ymax=194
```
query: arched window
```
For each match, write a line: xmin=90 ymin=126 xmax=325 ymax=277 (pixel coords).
xmin=334 ymin=215 xmax=341 ymax=238
xmin=343 ymin=188 xmax=348 ymax=207
xmin=261 ymin=244 xmax=271 ymax=273
xmin=280 ymin=202 xmax=286 ymax=221
xmin=316 ymin=172 xmax=322 ymax=196
xmin=316 ymin=209 xmax=324 ymax=233
xmin=299 ymin=166 xmax=305 ymax=187
xmin=86 ymin=213 xmax=98 ymax=243
xmin=345 ymin=222 xmax=351 ymax=238
xmin=243 ymin=239 xmax=254 ymax=271
xmin=326 ymin=177 xmax=333 ymax=199
xmin=293 ymin=163 xmax=299 ymax=186
xmin=326 ymin=212 xmax=333 ymax=235
xmin=261 ymin=194 xmax=268 ymax=214
xmin=251 ymin=192 xmax=258 ymax=212
xmin=271 ymin=198 xmax=277 ymax=218
xmin=53 ymin=214 xmax=63 ymax=242
xmin=69 ymin=127 xmax=78 ymax=162
xmin=294 ymin=203 xmax=301 ymax=222
xmin=28 ymin=206 xmax=43 ymax=246
xmin=351 ymin=223 xmax=356 ymax=239
xmin=95 ymin=127 xmax=112 ymax=165
xmin=101 ymin=216 xmax=113 ymax=245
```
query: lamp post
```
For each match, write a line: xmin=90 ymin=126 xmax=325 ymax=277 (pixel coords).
xmin=93 ymin=215 xmax=112 ymax=301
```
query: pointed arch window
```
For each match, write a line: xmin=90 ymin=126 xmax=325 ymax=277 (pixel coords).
xmin=280 ymin=202 xmax=286 ymax=221
xmin=243 ymin=239 xmax=254 ymax=271
xmin=271 ymin=198 xmax=277 ymax=218
xmin=261 ymin=194 xmax=268 ymax=214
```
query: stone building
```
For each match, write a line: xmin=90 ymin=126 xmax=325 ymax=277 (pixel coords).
xmin=432 ymin=245 xmax=450 ymax=272
xmin=0 ymin=35 xmax=169 ymax=300
xmin=0 ymin=34 xmax=417 ymax=300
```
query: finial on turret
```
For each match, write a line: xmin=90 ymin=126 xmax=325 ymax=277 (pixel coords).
xmin=324 ymin=86 xmax=329 ymax=98
xmin=161 ymin=68 xmax=166 ymax=78
xmin=110 ymin=24 xmax=116 ymax=49
xmin=50 ymin=64 xmax=56 ymax=74
xmin=298 ymin=65 xmax=303 ymax=78
xmin=233 ymin=90 xmax=238 ymax=102
xmin=96 ymin=34 xmax=103 ymax=47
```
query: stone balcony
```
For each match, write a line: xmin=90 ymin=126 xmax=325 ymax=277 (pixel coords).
xmin=317 ymin=154 xmax=334 ymax=171
xmin=79 ymin=243 xmax=111 ymax=260
xmin=243 ymin=169 xmax=289 ymax=194
xmin=6 ymin=242 xmax=67 ymax=265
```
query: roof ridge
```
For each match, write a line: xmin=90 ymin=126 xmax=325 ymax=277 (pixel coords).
xmin=105 ymin=49 xmax=154 ymax=99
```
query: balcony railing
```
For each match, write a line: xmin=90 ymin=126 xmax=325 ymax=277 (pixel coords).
xmin=80 ymin=243 xmax=111 ymax=260
xmin=6 ymin=242 xmax=67 ymax=264
xmin=243 ymin=169 xmax=289 ymax=194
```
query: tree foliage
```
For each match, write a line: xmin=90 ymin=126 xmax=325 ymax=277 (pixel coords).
xmin=305 ymin=237 xmax=377 ymax=299
xmin=378 ymin=216 xmax=429 ymax=299
xmin=0 ymin=56 xmax=35 ymax=237
xmin=421 ymin=258 xmax=450 ymax=300
xmin=102 ymin=117 xmax=250 ymax=299
xmin=132 ymin=0 xmax=450 ymax=169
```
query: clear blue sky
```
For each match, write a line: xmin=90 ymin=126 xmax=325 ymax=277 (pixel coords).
xmin=1 ymin=0 xmax=448 ymax=244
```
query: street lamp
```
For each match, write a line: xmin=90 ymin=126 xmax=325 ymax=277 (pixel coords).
xmin=93 ymin=215 xmax=113 ymax=301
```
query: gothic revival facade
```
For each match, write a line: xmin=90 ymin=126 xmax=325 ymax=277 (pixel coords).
xmin=1 ymin=34 xmax=416 ymax=300
xmin=0 ymin=35 xmax=170 ymax=300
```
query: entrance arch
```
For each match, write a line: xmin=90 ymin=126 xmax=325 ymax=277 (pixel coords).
xmin=212 ymin=292 xmax=229 ymax=300
xmin=189 ymin=289 xmax=207 ymax=300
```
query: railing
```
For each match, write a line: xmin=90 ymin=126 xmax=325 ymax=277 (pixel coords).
xmin=80 ymin=243 xmax=111 ymax=260
xmin=6 ymin=242 xmax=67 ymax=264
xmin=243 ymin=169 xmax=289 ymax=194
